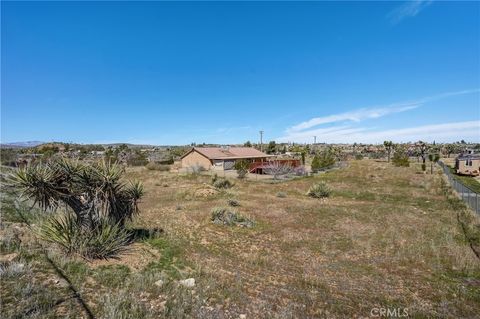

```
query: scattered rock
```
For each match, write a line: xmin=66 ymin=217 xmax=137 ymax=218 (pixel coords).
xmin=179 ymin=278 xmax=195 ymax=287
xmin=154 ymin=279 xmax=164 ymax=287
xmin=239 ymin=314 xmax=247 ymax=319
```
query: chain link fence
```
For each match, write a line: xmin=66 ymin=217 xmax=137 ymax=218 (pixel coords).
xmin=439 ymin=161 xmax=480 ymax=215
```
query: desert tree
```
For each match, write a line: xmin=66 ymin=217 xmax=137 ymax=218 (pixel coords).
xmin=416 ymin=141 xmax=428 ymax=165
xmin=428 ymin=153 xmax=440 ymax=174
xmin=266 ymin=141 xmax=277 ymax=154
xmin=392 ymin=146 xmax=410 ymax=167
xmin=444 ymin=143 xmax=460 ymax=158
xmin=234 ymin=159 xmax=250 ymax=179
xmin=383 ymin=141 xmax=394 ymax=162
xmin=311 ymin=147 xmax=336 ymax=172
xmin=7 ymin=158 xmax=144 ymax=230
xmin=301 ymin=151 xmax=306 ymax=165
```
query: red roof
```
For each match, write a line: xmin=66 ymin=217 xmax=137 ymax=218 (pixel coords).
xmin=182 ymin=147 xmax=270 ymax=160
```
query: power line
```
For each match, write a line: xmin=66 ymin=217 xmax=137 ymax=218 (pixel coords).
xmin=259 ymin=130 xmax=264 ymax=152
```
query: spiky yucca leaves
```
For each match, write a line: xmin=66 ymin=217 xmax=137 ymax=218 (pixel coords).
xmin=39 ymin=213 xmax=132 ymax=259
xmin=38 ymin=213 xmax=80 ymax=254
xmin=84 ymin=218 xmax=132 ymax=259
xmin=8 ymin=158 xmax=144 ymax=229
xmin=306 ymin=182 xmax=331 ymax=198
xmin=8 ymin=164 xmax=64 ymax=211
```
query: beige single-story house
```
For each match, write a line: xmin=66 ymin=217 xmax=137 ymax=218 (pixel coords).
xmin=455 ymin=154 xmax=480 ymax=176
xmin=181 ymin=147 xmax=272 ymax=170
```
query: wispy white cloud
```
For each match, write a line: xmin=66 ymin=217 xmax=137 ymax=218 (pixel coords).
xmin=387 ymin=0 xmax=433 ymax=24
xmin=278 ymin=121 xmax=480 ymax=144
xmin=287 ymin=89 xmax=479 ymax=133
xmin=278 ymin=89 xmax=480 ymax=144
xmin=288 ymin=103 xmax=418 ymax=133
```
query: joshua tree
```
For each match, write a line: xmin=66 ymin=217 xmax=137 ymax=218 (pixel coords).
xmin=8 ymin=158 xmax=143 ymax=230
xmin=266 ymin=141 xmax=277 ymax=154
xmin=416 ymin=141 xmax=428 ymax=165
xmin=383 ymin=141 xmax=394 ymax=162
xmin=444 ymin=144 xmax=460 ymax=158
xmin=428 ymin=153 xmax=440 ymax=174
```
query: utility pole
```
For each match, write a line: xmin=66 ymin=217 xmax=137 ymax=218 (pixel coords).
xmin=259 ymin=130 xmax=264 ymax=152
xmin=313 ymin=136 xmax=317 ymax=145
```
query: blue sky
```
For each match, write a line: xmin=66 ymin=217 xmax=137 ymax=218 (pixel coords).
xmin=1 ymin=1 xmax=479 ymax=145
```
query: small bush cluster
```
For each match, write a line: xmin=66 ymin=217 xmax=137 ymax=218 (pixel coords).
xmin=187 ymin=164 xmax=205 ymax=175
xmin=211 ymin=174 xmax=233 ymax=189
xmin=234 ymin=160 xmax=249 ymax=179
xmin=306 ymin=182 xmax=331 ymax=198
xmin=311 ymin=147 xmax=336 ymax=172
xmin=39 ymin=214 xmax=132 ymax=260
xmin=392 ymin=147 xmax=410 ymax=167
xmin=210 ymin=207 xmax=254 ymax=227
xmin=146 ymin=162 xmax=170 ymax=171
xmin=276 ymin=192 xmax=287 ymax=198
xmin=213 ymin=179 xmax=233 ymax=189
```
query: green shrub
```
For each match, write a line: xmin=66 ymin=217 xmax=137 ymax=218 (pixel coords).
xmin=421 ymin=163 xmax=426 ymax=172
xmin=234 ymin=160 xmax=249 ymax=179
xmin=146 ymin=162 xmax=170 ymax=171
xmin=127 ymin=151 xmax=149 ymax=166
xmin=210 ymin=207 xmax=254 ymax=227
xmin=311 ymin=148 xmax=336 ymax=172
xmin=39 ymin=214 xmax=132 ymax=260
xmin=306 ymin=182 xmax=331 ymax=198
xmin=213 ymin=178 xmax=233 ymax=189
xmin=354 ymin=154 xmax=364 ymax=160
xmin=211 ymin=173 xmax=218 ymax=184
xmin=392 ymin=147 xmax=410 ymax=167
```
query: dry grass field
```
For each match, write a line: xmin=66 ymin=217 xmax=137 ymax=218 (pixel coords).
xmin=1 ymin=159 xmax=479 ymax=318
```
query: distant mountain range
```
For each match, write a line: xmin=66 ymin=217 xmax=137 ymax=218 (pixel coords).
xmin=0 ymin=141 xmax=176 ymax=149
xmin=0 ymin=141 xmax=45 ymax=148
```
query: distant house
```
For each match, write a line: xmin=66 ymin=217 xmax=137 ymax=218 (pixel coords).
xmin=455 ymin=153 xmax=480 ymax=176
xmin=181 ymin=147 xmax=271 ymax=170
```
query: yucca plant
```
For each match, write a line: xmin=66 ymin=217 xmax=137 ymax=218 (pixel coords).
xmin=210 ymin=207 xmax=254 ymax=227
xmin=7 ymin=158 xmax=144 ymax=230
xmin=39 ymin=213 xmax=132 ymax=259
xmin=306 ymin=182 xmax=331 ymax=198
xmin=38 ymin=213 xmax=81 ymax=254
xmin=80 ymin=218 xmax=132 ymax=259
